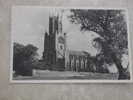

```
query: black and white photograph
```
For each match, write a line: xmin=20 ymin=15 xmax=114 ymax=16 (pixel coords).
xmin=10 ymin=6 xmax=132 ymax=83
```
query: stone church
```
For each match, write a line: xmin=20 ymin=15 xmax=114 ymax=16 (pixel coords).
xmin=43 ymin=11 xmax=89 ymax=71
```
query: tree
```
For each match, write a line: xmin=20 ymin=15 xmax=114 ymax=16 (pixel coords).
xmin=13 ymin=42 xmax=38 ymax=76
xmin=69 ymin=9 xmax=129 ymax=79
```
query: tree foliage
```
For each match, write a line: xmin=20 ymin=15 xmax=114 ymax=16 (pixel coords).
xmin=13 ymin=42 xmax=38 ymax=76
xmin=69 ymin=9 xmax=129 ymax=79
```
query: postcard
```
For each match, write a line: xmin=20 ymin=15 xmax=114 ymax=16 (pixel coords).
xmin=10 ymin=6 xmax=132 ymax=83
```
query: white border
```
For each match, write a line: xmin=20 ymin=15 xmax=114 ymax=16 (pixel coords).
xmin=10 ymin=6 xmax=133 ymax=83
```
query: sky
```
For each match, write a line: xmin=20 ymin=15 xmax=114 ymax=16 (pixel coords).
xmin=12 ymin=6 xmax=100 ymax=59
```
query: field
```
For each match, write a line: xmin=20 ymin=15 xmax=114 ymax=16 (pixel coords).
xmin=13 ymin=70 xmax=119 ymax=80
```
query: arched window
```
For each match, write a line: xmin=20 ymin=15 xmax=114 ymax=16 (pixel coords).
xmin=81 ymin=59 xmax=84 ymax=69
xmin=76 ymin=59 xmax=79 ymax=72
xmin=85 ymin=59 xmax=88 ymax=69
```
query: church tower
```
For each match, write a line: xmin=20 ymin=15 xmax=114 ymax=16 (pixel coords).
xmin=55 ymin=11 xmax=66 ymax=59
xmin=43 ymin=9 xmax=66 ymax=70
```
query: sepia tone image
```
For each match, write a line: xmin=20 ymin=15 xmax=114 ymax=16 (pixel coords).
xmin=11 ymin=6 xmax=132 ymax=82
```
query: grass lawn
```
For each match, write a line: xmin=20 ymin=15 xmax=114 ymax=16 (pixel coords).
xmin=13 ymin=70 xmax=119 ymax=80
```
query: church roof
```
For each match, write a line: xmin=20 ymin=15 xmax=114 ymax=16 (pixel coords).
xmin=67 ymin=50 xmax=88 ymax=56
